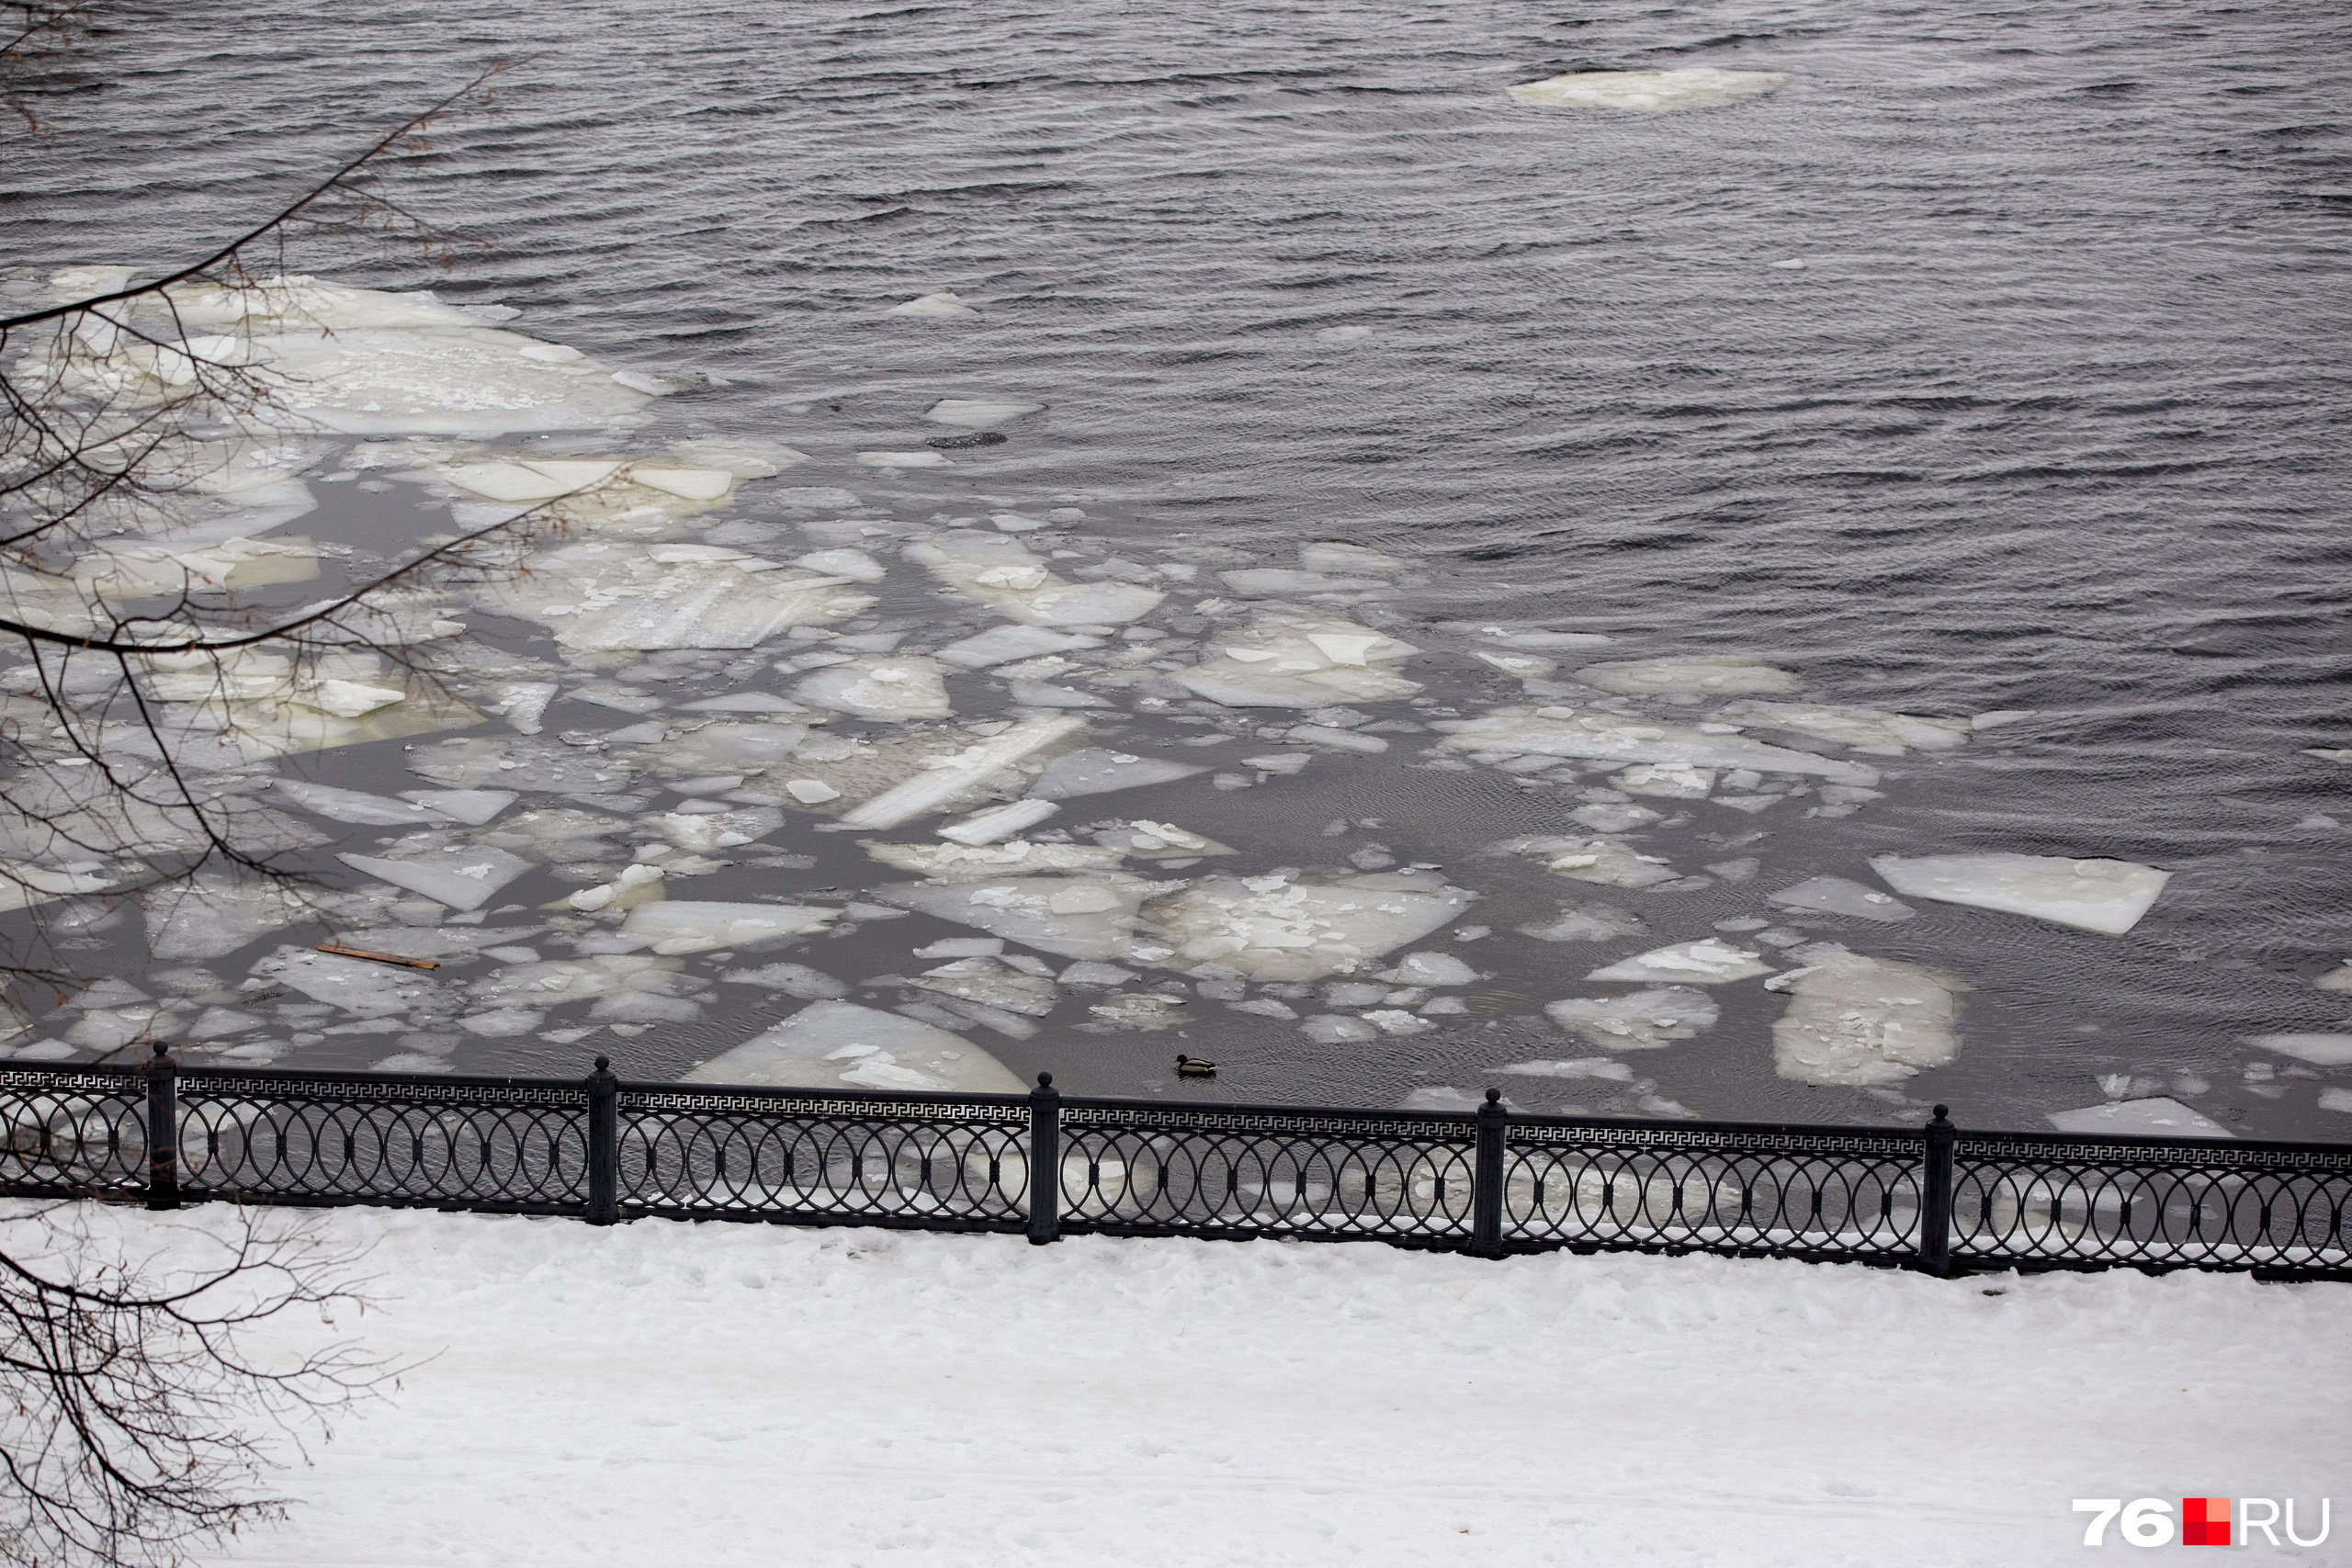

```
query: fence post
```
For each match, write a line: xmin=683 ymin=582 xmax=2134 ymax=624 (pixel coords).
xmin=1918 ymin=1104 xmax=1955 ymax=1277
xmin=144 ymin=1043 xmax=178 ymax=1211
xmin=1471 ymin=1088 xmax=1508 ymax=1259
xmin=1027 ymin=1072 xmax=1061 ymax=1246
xmin=585 ymin=1055 xmax=619 ymax=1225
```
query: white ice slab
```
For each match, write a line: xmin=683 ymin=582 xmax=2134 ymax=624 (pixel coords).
xmin=888 ymin=291 xmax=978 ymax=320
xmin=837 ymin=716 xmax=1087 ymax=830
xmin=1544 ymin=987 xmax=1718 ymax=1050
xmin=686 ymin=1000 xmax=1023 ymax=1093
xmin=1588 ymin=940 xmax=1771 ymax=985
xmin=909 ymin=957 xmax=1057 ymax=1017
xmin=273 ymin=779 xmax=445 ymax=826
xmin=1140 ymin=870 xmax=1476 ymax=983
xmin=1495 ymin=835 xmax=1679 ymax=889
xmin=924 ymin=399 xmax=1041 ymax=428
xmin=251 ymin=945 xmax=441 ymax=1017
xmin=1575 ymin=657 xmax=1800 ymax=697
xmin=1507 ymin=68 xmax=1786 ymax=114
xmin=1869 ymin=853 xmax=2169 ymax=936
xmin=1175 ymin=615 xmax=1420 ymax=708
xmin=1766 ymin=876 xmax=1916 ymax=923
xmin=1028 ymin=749 xmax=1207 ymax=800
xmin=1715 ymin=701 xmax=1973 ymax=754
xmin=618 ymin=901 xmax=837 ymax=955
xmin=399 ymin=789 xmax=516 ymax=826
xmin=143 ymin=874 xmax=311 ymax=960
xmin=2244 ymin=1033 xmax=2352 ymax=1067
xmin=483 ymin=542 xmax=874 ymax=651
xmin=936 ymin=626 xmax=1105 ymax=670
xmin=907 ymin=534 xmax=1162 ymax=626
xmin=866 ymin=840 xmax=1126 ymax=880
xmin=796 ymin=657 xmax=952 ymax=721
xmin=1435 ymin=708 xmax=1880 ymax=785
xmin=1515 ymin=905 xmax=1647 ymax=943
xmin=339 ymin=846 xmax=531 ymax=911
xmin=2045 ymin=1098 xmax=2233 ymax=1139
xmin=871 ymin=876 xmax=1150 ymax=963
xmin=940 ymin=799 xmax=1060 ymax=845
xmin=1378 ymin=952 xmax=1481 ymax=987
xmin=1770 ymin=947 xmax=1960 ymax=1086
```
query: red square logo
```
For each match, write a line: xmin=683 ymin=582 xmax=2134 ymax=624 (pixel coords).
xmin=2182 ymin=1497 xmax=2232 ymax=1547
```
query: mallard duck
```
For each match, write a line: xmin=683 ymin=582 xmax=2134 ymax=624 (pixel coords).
xmin=1174 ymin=1055 xmax=1218 ymax=1077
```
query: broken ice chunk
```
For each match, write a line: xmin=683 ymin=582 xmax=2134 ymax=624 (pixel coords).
xmin=1028 ymin=749 xmax=1207 ymax=801
xmin=924 ymin=399 xmax=1041 ymax=428
xmin=721 ymin=962 xmax=849 ymax=999
xmin=482 ymin=541 xmax=875 ymax=651
xmin=399 ymin=788 xmax=516 ymax=826
xmin=1298 ymin=543 xmax=1405 ymax=576
xmin=1515 ymin=904 xmax=1647 ymax=943
xmin=865 ymin=840 xmax=1127 ymax=880
xmin=1613 ymin=762 xmax=1713 ymax=799
xmin=1242 ymin=752 xmax=1311 ymax=776
xmin=251 ymin=945 xmax=442 ymax=1017
xmin=2314 ymin=962 xmax=2352 ymax=995
xmin=1544 ymin=987 xmax=1717 ymax=1050
xmin=1299 ymin=1014 xmax=1379 ymax=1043
xmin=688 ymin=1000 xmax=1023 ymax=1093
xmin=1378 ymin=951 xmax=1482 ymax=987
xmin=1139 ymin=869 xmax=1477 ymax=982
xmin=618 ymin=901 xmax=837 ymax=955
xmin=785 ymin=779 xmax=842 ymax=805
xmin=1575 ymin=657 xmax=1800 ymax=697
xmin=338 ymin=845 xmax=531 ymax=911
xmin=1587 ymin=939 xmax=1770 ymax=984
xmin=2244 ymin=1033 xmax=2352 ymax=1066
xmin=1765 ymin=876 xmax=1917 ymax=923
xmin=1770 ymin=947 xmax=1961 ymax=1086
xmin=488 ymin=682 xmax=557 ymax=735
xmin=1507 ymin=68 xmax=1786 ymax=113
xmin=1569 ymin=802 xmax=1662 ymax=833
xmin=1090 ymin=819 xmax=1234 ymax=861
xmin=1009 ymin=682 xmax=1114 ymax=709
xmin=871 ymin=875 xmax=1150 ymax=962
xmin=1218 ymin=570 xmax=1393 ymax=597
xmin=2044 ymin=1098 xmax=2233 ymax=1138
xmin=940 ymin=799 xmax=1060 ymax=845
xmin=143 ymin=874 xmax=311 ymax=961
xmin=1435 ymin=707 xmax=1880 ymax=785
xmin=1494 ymin=835 xmax=1679 ymax=889
xmin=1869 ymin=853 xmax=2169 ymax=936
xmin=856 ymin=450 xmax=952 ymax=468
xmin=910 ymin=957 xmax=1058 ymax=1017
xmin=1175 ymin=614 xmax=1420 ymax=708
xmin=1492 ymin=1057 xmax=1634 ymax=1080
xmin=271 ymin=779 xmax=446 ymax=826
xmin=1714 ymin=700 xmax=1973 ymax=754
xmin=794 ymin=547 xmax=888 ymax=582
xmin=836 ymin=716 xmax=1087 ymax=829
xmin=795 ymin=656 xmax=951 ymax=721
xmin=907 ymin=533 xmax=1162 ymax=626
xmin=936 ymin=625 xmax=1105 ymax=670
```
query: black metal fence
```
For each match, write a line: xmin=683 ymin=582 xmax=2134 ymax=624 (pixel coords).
xmin=4 ymin=1048 xmax=2348 ymax=1280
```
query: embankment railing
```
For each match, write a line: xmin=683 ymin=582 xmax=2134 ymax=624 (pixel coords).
xmin=3 ymin=1049 xmax=2346 ymax=1280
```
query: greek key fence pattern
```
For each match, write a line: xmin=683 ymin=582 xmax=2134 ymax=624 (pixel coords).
xmin=2 ymin=1055 xmax=2347 ymax=1280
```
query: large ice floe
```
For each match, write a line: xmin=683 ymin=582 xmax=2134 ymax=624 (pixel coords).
xmin=1766 ymin=946 xmax=1962 ymax=1087
xmin=1175 ymin=615 xmax=1419 ymax=707
xmin=482 ymin=542 xmax=874 ymax=651
xmin=1433 ymin=708 xmax=1882 ymax=784
xmin=686 ymin=1000 xmax=1023 ymax=1093
xmin=1869 ymin=853 xmax=2169 ymax=935
xmin=907 ymin=533 xmax=1162 ymax=626
xmin=1544 ymin=988 xmax=1718 ymax=1051
xmin=1506 ymin=68 xmax=1786 ymax=114
xmin=2045 ymin=1098 xmax=2233 ymax=1139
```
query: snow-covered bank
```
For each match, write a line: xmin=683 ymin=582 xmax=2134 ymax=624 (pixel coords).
xmin=10 ymin=1203 xmax=2312 ymax=1567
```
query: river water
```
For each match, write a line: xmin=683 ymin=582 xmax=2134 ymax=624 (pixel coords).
xmin=5 ymin=0 xmax=2349 ymax=1137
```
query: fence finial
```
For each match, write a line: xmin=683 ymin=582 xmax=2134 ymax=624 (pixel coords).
xmin=1930 ymin=1103 xmax=1952 ymax=1125
xmin=1484 ymin=1088 xmax=1501 ymax=1106
xmin=1036 ymin=1071 xmax=1054 ymax=1089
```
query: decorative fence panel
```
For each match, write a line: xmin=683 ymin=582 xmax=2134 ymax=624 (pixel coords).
xmin=1 ymin=1051 xmax=2346 ymax=1280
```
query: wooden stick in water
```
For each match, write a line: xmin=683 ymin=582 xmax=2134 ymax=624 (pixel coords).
xmin=315 ymin=942 xmax=440 ymax=971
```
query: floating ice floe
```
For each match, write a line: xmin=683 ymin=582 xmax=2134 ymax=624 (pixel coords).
xmin=2045 ymin=1098 xmax=2233 ymax=1138
xmin=1492 ymin=1057 xmax=1634 ymax=1080
xmin=872 ymin=875 xmax=1153 ymax=962
xmin=483 ymin=541 xmax=874 ymax=652
xmin=1139 ymin=870 xmax=1476 ymax=982
xmin=1434 ymin=707 xmax=1881 ymax=785
xmin=1588 ymin=939 xmax=1770 ymax=985
xmin=1613 ymin=762 xmax=1713 ymax=799
xmin=795 ymin=656 xmax=951 ymax=721
xmin=1090 ymin=820 xmax=1234 ymax=861
xmin=1765 ymin=876 xmax=1916 ymax=923
xmin=908 ymin=957 xmax=1058 ymax=1018
xmin=689 ymin=1000 xmax=1023 ymax=1093
xmin=1868 ymin=853 xmax=2169 ymax=936
xmin=1544 ymin=987 xmax=1718 ymax=1050
xmin=2244 ymin=1033 xmax=2352 ymax=1067
xmin=0 ymin=860 xmax=113 ymax=917
xmin=1494 ymin=835 xmax=1679 ymax=889
xmin=940 ymin=800 xmax=1060 ymax=845
xmin=1515 ymin=904 xmax=1647 ymax=942
xmin=140 ymin=275 xmax=654 ymax=435
xmin=1766 ymin=946 xmax=1961 ymax=1087
xmin=908 ymin=533 xmax=1162 ymax=626
xmin=1713 ymin=701 xmax=1973 ymax=754
xmin=1378 ymin=951 xmax=1481 ymax=987
xmin=1176 ymin=615 xmax=1420 ymax=708
xmin=1575 ymin=657 xmax=1800 ymax=697
xmin=856 ymin=450 xmax=952 ymax=469
xmin=721 ymin=962 xmax=848 ymax=999
xmin=142 ymin=874 xmax=312 ymax=960
xmin=618 ymin=901 xmax=837 ymax=956
xmin=401 ymin=788 xmax=514 ymax=826
xmin=252 ymin=945 xmax=442 ymax=1017
xmin=271 ymin=779 xmax=447 ymax=826
xmin=830 ymin=716 xmax=1089 ymax=830
xmin=337 ymin=845 xmax=530 ymax=911
xmin=2312 ymin=963 xmax=2352 ymax=995
xmin=888 ymin=291 xmax=978 ymax=321
xmin=924 ymin=399 xmax=1040 ymax=428
xmin=936 ymin=626 xmax=1104 ymax=670
xmin=866 ymin=840 xmax=1126 ymax=880
xmin=71 ymin=535 xmax=320 ymax=599
xmin=1028 ymin=748 xmax=1207 ymax=801
xmin=1506 ymin=68 xmax=1787 ymax=114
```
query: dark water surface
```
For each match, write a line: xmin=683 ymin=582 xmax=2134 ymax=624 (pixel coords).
xmin=6 ymin=0 xmax=2350 ymax=1135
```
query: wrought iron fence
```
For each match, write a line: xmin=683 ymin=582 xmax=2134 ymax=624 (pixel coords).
xmin=2 ymin=1050 xmax=2346 ymax=1280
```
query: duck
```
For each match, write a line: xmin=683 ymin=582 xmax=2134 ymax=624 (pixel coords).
xmin=1174 ymin=1054 xmax=1218 ymax=1078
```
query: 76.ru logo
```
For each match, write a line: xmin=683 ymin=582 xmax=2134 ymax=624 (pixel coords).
xmin=2073 ymin=1498 xmax=2332 ymax=1548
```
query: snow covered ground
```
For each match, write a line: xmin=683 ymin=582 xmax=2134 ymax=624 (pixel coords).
xmin=28 ymin=1201 xmax=2335 ymax=1567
